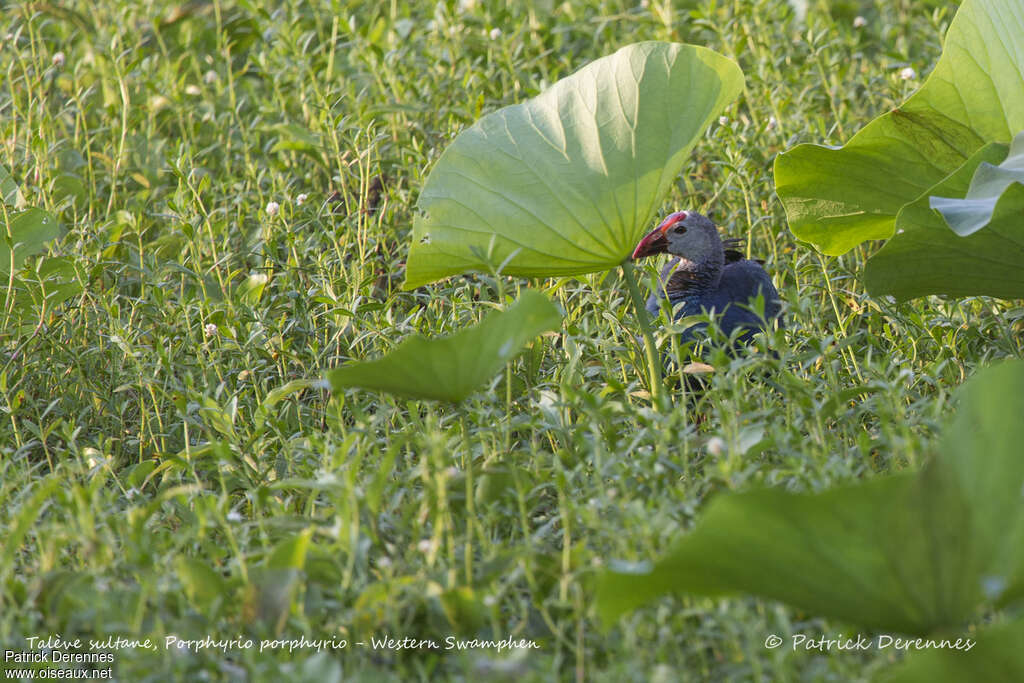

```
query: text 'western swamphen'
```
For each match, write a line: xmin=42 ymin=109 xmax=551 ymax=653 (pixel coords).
xmin=632 ymin=211 xmax=782 ymax=349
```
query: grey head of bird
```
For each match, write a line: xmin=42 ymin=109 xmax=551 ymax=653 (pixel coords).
xmin=630 ymin=211 xmax=724 ymax=271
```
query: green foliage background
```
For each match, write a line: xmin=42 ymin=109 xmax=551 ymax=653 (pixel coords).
xmin=4 ymin=0 xmax=1018 ymax=681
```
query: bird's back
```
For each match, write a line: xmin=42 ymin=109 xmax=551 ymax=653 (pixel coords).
xmin=647 ymin=256 xmax=782 ymax=346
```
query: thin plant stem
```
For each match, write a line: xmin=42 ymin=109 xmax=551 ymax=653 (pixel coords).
xmin=620 ymin=260 xmax=663 ymax=406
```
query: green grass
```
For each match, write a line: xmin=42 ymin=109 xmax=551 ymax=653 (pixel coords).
xmin=2 ymin=0 xmax=1015 ymax=680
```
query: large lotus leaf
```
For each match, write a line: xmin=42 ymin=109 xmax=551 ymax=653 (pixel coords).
xmin=402 ymin=42 xmax=743 ymax=289
xmin=930 ymin=130 xmax=1024 ymax=236
xmin=327 ymin=290 xmax=561 ymax=402
xmin=864 ymin=142 xmax=1024 ymax=300
xmin=774 ymin=0 xmax=1024 ymax=255
xmin=884 ymin=618 xmax=1019 ymax=683
xmin=597 ymin=468 xmax=978 ymax=633
xmin=939 ymin=360 xmax=1024 ymax=605
xmin=882 ymin=618 xmax=1024 ymax=683
xmin=597 ymin=361 xmax=1024 ymax=634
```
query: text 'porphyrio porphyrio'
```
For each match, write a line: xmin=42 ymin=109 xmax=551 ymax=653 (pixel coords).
xmin=632 ymin=211 xmax=782 ymax=348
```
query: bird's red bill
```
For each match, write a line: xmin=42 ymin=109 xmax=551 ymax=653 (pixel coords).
xmin=631 ymin=211 xmax=687 ymax=259
xmin=631 ymin=229 xmax=668 ymax=259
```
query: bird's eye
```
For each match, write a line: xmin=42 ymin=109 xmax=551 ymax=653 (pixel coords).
xmin=672 ymin=225 xmax=687 ymax=234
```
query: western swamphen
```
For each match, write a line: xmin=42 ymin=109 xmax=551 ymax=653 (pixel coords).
xmin=632 ymin=211 xmax=782 ymax=348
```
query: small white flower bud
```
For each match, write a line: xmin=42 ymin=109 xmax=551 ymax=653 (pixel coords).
xmin=52 ymin=52 xmax=65 ymax=68
xmin=204 ymin=323 xmax=217 ymax=337
xmin=489 ymin=28 xmax=502 ymax=40
xmin=184 ymin=84 xmax=201 ymax=96
xmin=707 ymin=436 xmax=726 ymax=457
xmin=265 ymin=201 xmax=279 ymax=216
xmin=853 ymin=16 xmax=867 ymax=28
xmin=296 ymin=193 xmax=308 ymax=206
xmin=899 ymin=67 xmax=916 ymax=80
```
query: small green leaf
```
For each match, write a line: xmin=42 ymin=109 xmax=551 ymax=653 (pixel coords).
xmin=2 ymin=208 xmax=61 ymax=275
xmin=403 ymin=42 xmax=744 ymax=288
xmin=0 ymin=476 xmax=62 ymax=584
xmin=176 ymin=556 xmax=226 ymax=605
xmin=267 ymin=123 xmax=324 ymax=164
xmin=235 ymin=271 xmax=269 ymax=304
xmin=775 ymin=0 xmax=1024 ymax=255
xmin=267 ymin=529 xmax=312 ymax=571
xmin=1 ymin=257 xmax=83 ymax=335
xmin=248 ymin=529 xmax=314 ymax=633
xmin=0 ymin=166 xmax=22 ymax=206
xmin=261 ymin=379 xmax=322 ymax=411
xmin=51 ymin=173 xmax=89 ymax=208
xmin=327 ymin=290 xmax=562 ymax=402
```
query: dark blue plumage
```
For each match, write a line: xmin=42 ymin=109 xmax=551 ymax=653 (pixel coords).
xmin=646 ymin=256 xmax=782 ymax=346
xmin=633 ymin=211 xmax=782 ymax=349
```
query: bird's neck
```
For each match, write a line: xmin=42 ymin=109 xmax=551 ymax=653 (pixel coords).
xmin=665 ymin=252 xmax=724 ymax=298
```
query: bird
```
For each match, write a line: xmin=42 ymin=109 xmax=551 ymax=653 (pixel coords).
xmin=631 ymin=211 xmax=782 ymax=350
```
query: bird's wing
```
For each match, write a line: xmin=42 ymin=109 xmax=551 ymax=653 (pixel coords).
xmin=719 ymin=260 xmax=783 ymax=321
xmin=724 ymin=249 xmax=746 ymax=264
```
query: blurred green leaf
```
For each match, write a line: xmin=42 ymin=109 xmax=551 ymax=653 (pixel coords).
xmin=268 ymin=123 xmax=322 ymax=154
xmin=267 ymin=529 xmax=312 ymax=571
xmin=327 ymin=290 xmax=562 ymax=402
xmin=598 ymin=360 xmax=1024 ymax=634
xmin=235 ymin=271 xmax=269 ymax=304
xmin=52 ymin=173 xmax=88 ymax=208
xmin=1 ymin=257 xmax=82 ymax=335
xmin=2 ymin=208 xmax=60 ymax=275
xmin=247 ymin=530 xmax=314 ymax=634
xmin=176 ymin=556 xmax=226 ymax=605
xmin=0 ymin=477 xmax=62 ymax=583
xmin=883 ymin=619 xmax=1024 ymax=683
xmin=775 ymin=0 xmax=1024 ymax=254
xmin=0 ymin=165 xmax=22 ymax=206
xmin=403 ymin=42 xmax=743 ymax=288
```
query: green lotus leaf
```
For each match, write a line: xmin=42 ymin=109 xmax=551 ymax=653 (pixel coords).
xmin=930 ymin=130 xmax=1024 ymax=236
xmin=882 ymin=618 xmax=1024 ymax=683
xmin=864 ymin=141 xmax=1024 ymax=300
xmin=774 ymin=0 xmax=1024 ymax=255
xmin=327 ymin=290 xmax=561 ymax=403
xmin=403 ymin=42 xmax=743 ymax=289
xmin=597 ymin=360 xmax=1024 ymax=634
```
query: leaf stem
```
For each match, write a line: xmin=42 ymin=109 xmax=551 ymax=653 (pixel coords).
xmin=620 ymin=261 xmax=663 ymax=406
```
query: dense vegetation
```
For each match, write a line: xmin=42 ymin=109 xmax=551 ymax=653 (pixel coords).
xmin=4 ymin=0 xmax=1017 ymax=680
